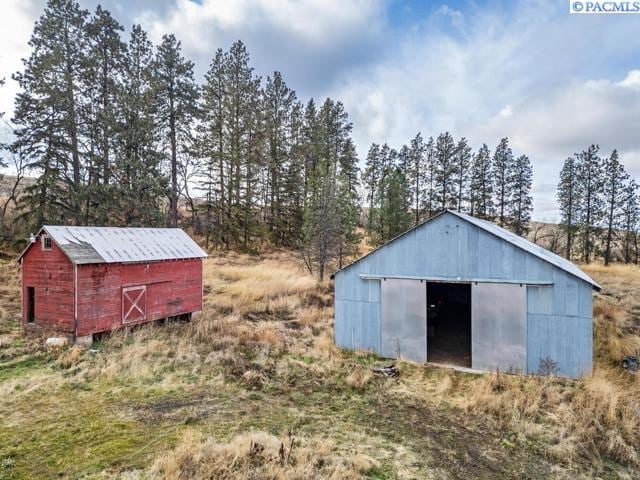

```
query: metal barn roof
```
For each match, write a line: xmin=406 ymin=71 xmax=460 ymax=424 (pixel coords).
xmin=25 ymin=226 xmax=207 ymax=265
xmin=452 ymin=211 xmax=600 ymax=290
xmin=333 ymin=210 xmax=601 ymax=290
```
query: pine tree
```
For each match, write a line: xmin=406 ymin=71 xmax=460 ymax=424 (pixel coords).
xmin=376 ymin=166 xmax=411 ymax=243
xmin=362 ymin=143 xmax=381 ymax=235
xmin=621 ymin=180 xmax=639 ymax=264
xmin=453 ymin=137 xmax=471 ymax=212
xmin=469 ymin=144 xmax=493 ymax=219
xmin=11 ymin=0 xmax=89 ymax=227
xmin=152 ymin=34 xmax=198 ymax=227
xmin=602 ymin=149 xmax=628 ymax=266
xmin=557 ymin=156 xmax=580 ymax=259
xmin=492 ymin=137 xmax=513 ymax=227
xmin=373 ymin=144 xmax=397 ymax=242
xmin=263 ymin=71 xmax=296 ymax=244
xmin=405 ymin=133 xmax=426 ymax=225
xmin=335 ymin=138 xmax=361 ymax=268
xmin=302 ymin=99 xmax=318 ymax=201
xmin=115 ymin=24 xmax=166 ymax=227
xmin=576 ymin=144 xmax=604 ymax=263
xmin=433 ymin=132 xmax=457 ymax=211
xmin=84 ymin=5 xmax=126 ymax=224
xmin=300 ymin=149 xmax=338 ymax=281
xmin=421 ymin=136 xmax=436 ymax=217
xmin=222 ymin=40 xmax=262 ymax=248
xmin=197 ymin=49 xmax=227 ymax=248
xmin=298 ymin=97 xmax=359 ymax=278
xmin=509 ymin=154 xmax=533 ymax=236
xmin=282 ymin=100 xmax=306 ymax=245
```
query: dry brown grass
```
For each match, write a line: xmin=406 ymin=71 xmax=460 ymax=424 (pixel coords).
xmin=345 ymin=365 xmax=373 ymax=390
xmin=56 ymin=251 xmax=333 ymax=391
xmin=419 ymin=263 xmax=640 ymax=469
xmin=445 ymin=365 xmax=640 ymax=466
xmin=149 ymin=429 xmax=377 ymax=480
xmin=0 ymin=260 xmax=20 ymax=334
xmin=582 ymin=262 xmax=640 ymax=286
xmin=203 ymin=251 xmax=318 ymax=315
xmin=5 ymin=251 xmax=640 ymax=477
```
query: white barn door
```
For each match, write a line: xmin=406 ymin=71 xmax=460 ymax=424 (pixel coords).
xmin=380 ymin=279 xmax=427 ymax=362
xmin=471 ymin=283 xmax=527 ymax=373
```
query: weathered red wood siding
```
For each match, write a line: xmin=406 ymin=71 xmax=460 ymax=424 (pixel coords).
xmin=76 ymin=258 xmax=203 ymax=335
xmin=21 ymin=237 xmax=75 ymax=333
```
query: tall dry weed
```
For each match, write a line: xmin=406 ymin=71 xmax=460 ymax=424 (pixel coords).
xmin=149 ymin=429 xmax=376 ymax=480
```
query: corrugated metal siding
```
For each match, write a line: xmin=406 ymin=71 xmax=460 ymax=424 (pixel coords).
xmin=455 ymin=211 xmax=600 ymax=289
xmin=334 ymin=210 xmax=600 ymax=290
xmin=334 ymin=211 xmax=594 ymax=378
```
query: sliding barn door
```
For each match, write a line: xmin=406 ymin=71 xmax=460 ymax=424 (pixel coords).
xmin=380 ymin=279 xmax=427 ymax=362
xmin=471 ymin=283 xmax=526 ymax=373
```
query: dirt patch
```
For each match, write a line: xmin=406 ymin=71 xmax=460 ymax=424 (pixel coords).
xmin=369 ymin=394 xmax=554 ymax=479
xmin=126 ymin=394 xmax=217 ymax=426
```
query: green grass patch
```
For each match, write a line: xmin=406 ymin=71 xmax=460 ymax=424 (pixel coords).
xmin=0 ymin=354 xmax=49 ymax=382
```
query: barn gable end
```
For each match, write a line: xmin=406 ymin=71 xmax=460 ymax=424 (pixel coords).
xmin=21 ymin=235 xmax=75 ymax=334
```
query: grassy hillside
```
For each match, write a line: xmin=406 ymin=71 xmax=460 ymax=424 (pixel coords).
xmin=0 ymin=252 xmax=639 ymax=479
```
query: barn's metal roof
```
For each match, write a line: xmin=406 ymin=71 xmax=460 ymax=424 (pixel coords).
xmin=452 ymin=211 xmax=601 ymax=290
xmin=21 ymin=226 xmax=207 ymax=265
xmin=333 ymin=210 xmax=601 ymax=290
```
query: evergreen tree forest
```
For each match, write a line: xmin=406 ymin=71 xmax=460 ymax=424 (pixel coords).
xmin=3 ymin=0 xmax=360 ymax=279
xmin=2 ymin=0 xmax=640 ymax=272
xmin=557 ymin=145 xmax=639 ymax=265
xmin=362 ymin=134 xmax=534 ymax=246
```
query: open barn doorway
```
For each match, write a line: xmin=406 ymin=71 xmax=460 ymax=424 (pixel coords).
xmin=427 ymin=282 xmax=471 ymax=367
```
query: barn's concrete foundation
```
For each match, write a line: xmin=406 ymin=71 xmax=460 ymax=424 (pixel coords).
xmin=74 ymin=334 xmax=93 ymax=347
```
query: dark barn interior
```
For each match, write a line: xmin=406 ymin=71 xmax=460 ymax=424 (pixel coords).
xmin=427 ymin=282 xmax=471 ymax=367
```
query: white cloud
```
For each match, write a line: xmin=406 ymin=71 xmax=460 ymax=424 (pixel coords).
xmin=135 ymin=0 xmax=386 ymax=96
xmin=619 ymin=69 xmax=640 ymax=89
xmin=331 ymin=1 xmax=640 ymax=218
xmin=473 ymin=75 xmax=640 ymax=166
xmin=0 ymin=0 xmax=40 ymax=121
xmin=499 ymin=104 xmax=513 ymax=118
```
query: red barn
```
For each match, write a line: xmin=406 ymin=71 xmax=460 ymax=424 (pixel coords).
xmin=18 ymin=226 xmax=207 ymax=343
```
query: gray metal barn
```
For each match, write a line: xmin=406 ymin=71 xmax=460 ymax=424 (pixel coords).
xmin=332 ymin=210 xmax=601 ymax=378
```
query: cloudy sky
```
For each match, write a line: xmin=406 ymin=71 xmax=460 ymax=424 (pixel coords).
xmin=2 ymin=0 xmax=640 ymax=220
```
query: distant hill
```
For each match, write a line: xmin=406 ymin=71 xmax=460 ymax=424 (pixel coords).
xmin=0 ymin=175 xmax=36 ymax=199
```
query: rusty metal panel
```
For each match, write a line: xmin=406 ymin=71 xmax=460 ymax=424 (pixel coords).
xmin=381 ymin=279 xmax=427 ymax=362
xmin=472 ymin=283 xmax=527 ymax=373
xmin=41 ymin=226 xmax=207 ymax=265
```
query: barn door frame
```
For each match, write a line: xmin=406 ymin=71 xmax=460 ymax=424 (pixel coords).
xmin=122 ymin=285 xmax=147 ymax=324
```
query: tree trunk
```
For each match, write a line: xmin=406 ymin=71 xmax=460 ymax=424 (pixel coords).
xmin=169 ymin=98 xmax=178 ymax=227
xmin=65 ymin=39 xmax=82 ymax=225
